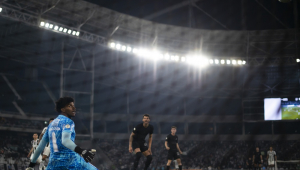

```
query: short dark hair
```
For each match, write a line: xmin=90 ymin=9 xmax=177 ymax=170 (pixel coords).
xmin=55 ymin=97 xmax=74 ymax=113
xmin=171 ymin=126 xmax=177 ymax=129
xmin=49 ymin=118 xmax=55 ymax=121
xmin=33 ymin=133 xmax=38 ymax=135
xmin=143 ymin=114 xmax=150 ymax=119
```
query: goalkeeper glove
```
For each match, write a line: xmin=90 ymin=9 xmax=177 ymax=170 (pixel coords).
xmin=25 ymin=162 xmax=36 ymax=170
xmin=75 ymin=146 xmax=95 ymax=162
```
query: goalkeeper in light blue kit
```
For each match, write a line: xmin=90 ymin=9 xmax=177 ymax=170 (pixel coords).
xmin=26 ymin=97 xmax=98 ymax=170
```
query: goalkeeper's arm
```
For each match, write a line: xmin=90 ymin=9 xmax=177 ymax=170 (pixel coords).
xmin=62 ymin=131 xmax=95 ymax=162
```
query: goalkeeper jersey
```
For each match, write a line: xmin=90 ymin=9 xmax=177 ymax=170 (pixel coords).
xmin=46 ymin=115 xmax=76 ymax=157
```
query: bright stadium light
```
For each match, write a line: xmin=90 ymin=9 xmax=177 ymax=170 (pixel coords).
xmin=127 ymin=46 xmax=132 ymax=52
xmin=215 ymin=59 xmax=219 ymax=64
xmin=221 ymin=60 xmax=225 ymax=64
xmin=72 ymin=31 xmax=76 ymax=35
xmin=45 ymin=23 xmax=49 ymax=28
xmin=0 ymin=7 xmax=2 ymax=13
xmin=164 ymin=53 xmax=170 ymax=60
xmin=67 ymin=29 xmax=72 ymax=34
xmin=232 ymin=60 xmax=237 ymax=65
xmin=49 ymin=24 xmax=53 ymax=29
xmin=109 ymin=42 xmax=116 ymax=48
xmin=40 ymin=21 xmax=45 ymax=26
xmin=59 ymin=27 xmax=63 ymax=32
xmin=227 ymin=60 xmax=231 ymax=64
xmin=181 ymin=57 xmax=186 ymax=62
xmin=121 ymin=45 xmax=126 ymax=51
xmin=116 ymin=44 xmax=121 ymax=50
xmin=63 ymin=28 xmax=67 ymax=33
xmin=297 ymin=59 xmax=300 ymax=62
xmin=243 ymin=60 xmax=246 ymax=65
xmin=209 ymin=59 xmax=214 ymax=64
xmin=76 ymin=31 xmax=80 ymax=36
xmin=133 ymin=48 xmax=139 ymax=54
xmin=238 ymin=60 xmax=242 ymax=65
xmin=54 ymin=26 xmax=59 ymax=30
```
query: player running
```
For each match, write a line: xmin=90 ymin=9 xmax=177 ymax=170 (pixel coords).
xmin=129 ymin=114 xmax=153 ymax=170
xmin=165 ymin=126 xmax=183 ymax=170
xmin=38 ymin=118 xmax=54 ymax=170
xmin=26 ymin=97 xmax=97 ymax=170
xmin=267 ymin=146 xmax=277 ymax=170
xmin=253 ymin=147 xmax=263 ymax=170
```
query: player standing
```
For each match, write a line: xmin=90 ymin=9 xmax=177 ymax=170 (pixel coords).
xmin=38 ymin=118 xmax=54 ymax=170
xmin=253 ymin=147 xmax=263 ymax=170
xmin=27 ymin=133 xmax=42 ymax=169
xmin=165 ymin=126 xmax=183 ymax=170
xmin=129 ymin=114 xmax=153 ymax=170
xmin=26 ymin=97 xmax=97 ymax=170
xmin=267 ymin=146 xmax=277 ymax=170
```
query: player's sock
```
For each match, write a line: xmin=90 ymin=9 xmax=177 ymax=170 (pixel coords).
xmin=144 ymin=155 xmax=152 ymax=170
xmin=134 ymin=152 xmax=142 ymax=170
xmin=166 ymin=166 xmax=170 ymax=170
xmin=179 ymin=165 xmax=182 ymax=170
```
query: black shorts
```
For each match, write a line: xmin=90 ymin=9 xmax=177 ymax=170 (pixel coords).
xmin=132 ymin=140 xmax=148 ymax=153
xmin=167 ymin=150 xmax=180 ymax=160
xmin=254 ymin=160 xmax=262 ymax=165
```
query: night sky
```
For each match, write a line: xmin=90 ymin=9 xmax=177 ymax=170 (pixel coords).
xmin=83 ymin=0 xmax=298 ymax=30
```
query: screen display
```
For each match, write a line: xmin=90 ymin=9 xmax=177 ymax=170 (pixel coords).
xmin=264 ymin=98 xmax=300 ymax=120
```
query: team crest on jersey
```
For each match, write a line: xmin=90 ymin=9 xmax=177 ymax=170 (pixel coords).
xmin=144 ymin=143 xmax=147 ymax=146
xmin=65 ymin=124 xmax=70 ymax=128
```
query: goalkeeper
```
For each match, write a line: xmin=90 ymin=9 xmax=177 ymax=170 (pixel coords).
xmin=27 ymin=97 xmax=98 ymax=170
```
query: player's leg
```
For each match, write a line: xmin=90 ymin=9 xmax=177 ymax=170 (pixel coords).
xmin=132 ymin=141 xmax=142 ymax=170
xmin=176 ymin=159 xmax=182 ymax=170
xmin=166 ymin=160 xmax=172 ymax=170
xmin=141 ymin=144 xmax=152 ymax=170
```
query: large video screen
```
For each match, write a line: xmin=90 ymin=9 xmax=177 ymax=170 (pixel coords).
xmin=264 ymin=98 xmax=300 ymax=120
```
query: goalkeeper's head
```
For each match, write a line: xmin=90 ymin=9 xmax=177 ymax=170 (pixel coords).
xmin=55 ymin=97 xmax=76 ymax=118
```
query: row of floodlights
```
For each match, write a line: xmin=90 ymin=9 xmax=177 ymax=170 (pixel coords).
xmin=109 ymin=42 xmax=246 ymax=66
xmin=40 ymin=21 xmax=80 ymax=37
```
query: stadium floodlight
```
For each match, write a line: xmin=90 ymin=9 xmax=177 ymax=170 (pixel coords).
xmin=63 ymin=28 xmax=67 ymax=33
xmin=164 ymin=53 xmax=170 ymax=60
xmin=215 ymin=59 xmax=219 ymax=64
xmin=133 ymin=48 xmax=139 ymax=54
xmin=109 ymin=42 xmax=116 ymax=48
xmin=127 ymin=46 xmax=132 ymax=52
xmin=59 ymin=27 xmax=63 ymax=32
xmin=226 ymin=60 xmax=231 ymax=64
xmin=242 ymin=60 xmax=246 ymax=65
xmin=72 ymin=31 xmax=76 ymax=35
xmin=209 ymin=59 xmax=214 ymax=64
xmin=40 ymin=21 xmax=45 ymax=27
xmin=238 ymin=60 xmax=242 ymax=65
xmin=221 ymin=60 xmax=225 ymax=64
xmin=54 ymin=26 xmax=59 ymax=30
xmin=45 ymin=23 xmax=49 ymax=28
xmin=181 ymin=57 xmax=186 ymax=62
xmin=67 ymin=29 xmax=72 ymax=34
xmin=116 ymin=44 xmax=121 ymax=50
xmin=297 ymin=59 xmax=300 ymax=63
xmin=232 ymin=60 xmax=237 ymax=65
xmin=121 ymin=45 xmax=126 ymax=51
xmin=0 ymin=7 xmax=2 ymax=13
xmin=76 ymin=31 xmax=80 ymax=36
xmin=49 ymin=24 xmax=53 ymax=29
xmin=173 ymin=56 xmax=179 ymax=62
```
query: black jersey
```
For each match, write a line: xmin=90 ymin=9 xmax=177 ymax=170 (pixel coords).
xmin=132 ymin=123 xmax=153 ymax=142
xmin=254 ymin=151 xmax=261 ymax=161
xmin=165 ymin=134 xmax=178 ymax=151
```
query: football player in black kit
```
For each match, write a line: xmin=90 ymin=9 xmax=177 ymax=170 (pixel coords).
xmin=129 ymin=114 xmax=153 ymax=170
xmin=253 ymin=147 xmax=263 ymax=170
xmin=165 ymin=126 xmax=183 ymax=170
